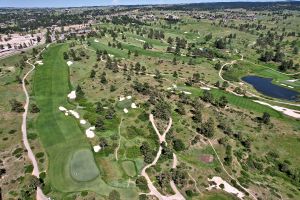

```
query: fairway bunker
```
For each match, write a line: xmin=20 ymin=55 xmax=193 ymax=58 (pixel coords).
xmin=70 ymin=149 xmax=100 ymax=182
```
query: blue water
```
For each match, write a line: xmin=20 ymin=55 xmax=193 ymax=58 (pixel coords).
xmin=242 ymin=75 xmax=299 ymax=101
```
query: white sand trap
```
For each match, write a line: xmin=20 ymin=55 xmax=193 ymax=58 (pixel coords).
xmin=59 ymin=106 xmax=67 ymax=112
xmin=123 ymin=108 xmax=128 ymax=113
xmin=85 ymin=127 xmax=95 ymax=138
xmin=254 ymin=100 xmax=300 ymax=119
xmin=183 ymin=91 xmax=192 ymax=95
xmin=69 ymin=110 xmax=80 ymax=119
xmin=35 ymin=61 xmax=44 ymax=65
xmin=287 ymin=86 xmax=294 ymax=88
xmin=67 ymin=61 xmax=73 ymax=66
xmin=108 ymin=54 xmax=114 ymax=58
xmin=286 ymin=79 xmax=298 ymax=83
xmin=135 ymin=38 xmax=145 ymax=43
xmin=94 ymin=39 xmax=99 ymax=42
xmin=80 ymin=119 xmax=86 ymax=125
xmin=119 ymin=96 xmax=125 ymax=101
xmin=207 ymin=176 xmax=245 ymax=199
xmin=167 ymin=87 xmax=172 ymax=90
xmin=172 ymin=84 xmax=177 ymax=89
xmin=67 ymin=90 xmax=76 ymax=100
xmin=65 ymin=112 xmax=69 ymax=116
xmin=184 ymin=31 xmax=188 ymax=33
xmin=126 ymin=96 xmax=132 ymax=99
xmin=200 ymin=87 xmax=211 ymax=90
xmin=280 ymin=84 xmax=287 ymax=87
xmin=93 ymin=145 xmax=101 ymax=152
xmin=131 ymin=103 xmax=137 ymax=109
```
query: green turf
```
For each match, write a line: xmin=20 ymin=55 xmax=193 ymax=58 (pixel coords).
xmin=33 ymin=43 xmax=138 ymax=198
xmin=70 ymin=149 xmax=100 ymax=182
xmin=121 ymin=160 xmax=137 ymax=177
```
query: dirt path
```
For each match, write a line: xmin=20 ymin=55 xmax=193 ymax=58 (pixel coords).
xmin=207 ymin=139 xmax=257 ymax=200
xmin=115 ymin=118 xmax=123 ymax=161
xmin=140 ymin=114 xmax=185 ymax=200
xmin=22 ymin=45 xmax=50 ymax=200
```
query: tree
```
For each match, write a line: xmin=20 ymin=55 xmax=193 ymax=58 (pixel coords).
xmin=262 ymin=112 xmax=270 ymax=124
xmin=218 ymin=96 xmax=228 ymax=108
xmin=136 ymin=176 xmax=149 ymax=192
xmin=173 ymin=139 xmax=185 ymax=151
xmin=175 ymin=102 xmax=185 ymax=115
xmin=76 ymin=85 xmax=85 ymax=99
xmin=293 ymin=47 xmax=299 ymax=55
xmin=30 ymin=104 xmax=40 ymax=113
xmin=200 ymin=118 xmax=215 ymax=138
xmin=108 ymin=190 xmax=120 ymax=200
xmin=202 ymin=90 xmax=213 ymax=103
xmin=153 ymin=100 xmax=171 ymax=120
xmin=90 ymin=69 xmax=96 ymax=78
xmin=95 ymin=117 xmax=105 ymax=131
xmin=99 ymin=137 xmax=108 ymax=148
xmin=100 ymin=72 xmax=107 ymax=84
xmin=10 ymin=99 xmax=25 ymax=113
xmin=173 ymin=71 xmax=178 ymax=78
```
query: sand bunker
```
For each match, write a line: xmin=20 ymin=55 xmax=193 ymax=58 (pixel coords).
xmin=135 ymin=38 xmax=145 ymax=43
xmin=59 ymin=106 xmax=67 ymax=112
xmin=286 ymin=79 xmax=298 ymax=83
xmin=119 ymin=96 xmax=125 ymax=101
xmin=86 ymin=127 xmax=95 ymax=138
xmin=69 ymin=110 xmax=80 ymax=119
xmin=183 ymin=91 xmax=192 ymax=95
xmin=94 ymin=39 xmax=99 ymax=43
xmin=80 ymin=119 xmax=86 ymax=125
xmin=124 ymin=108 xmax=129 ymax=113
xmin=67 ymin=61 xmax=73 ymax=66
xmin=35 ymin=61 xmax=44 ymax=65
xmin=126 ymin=96 xmax=132 ymax=99
xmin=200 ymin=87 xmax=211 ymax=90
xmin=207 ymin=176 xmax=245 ymax=199
xmin=254 ymin=100 xmax=300 ymax=119
xmin=67 ymin=90 xmax=76 ymax=100
xmin=131 ymin=103 xmax=137 ymax=109
xmin=93 ymin=145 xmax=101 ymax=152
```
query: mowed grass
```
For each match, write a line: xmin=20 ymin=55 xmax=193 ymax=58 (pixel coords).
xmin=33 ymin=43 xmax=100 ymax=189
xmin=179 ymin=86 xmax=283 ymax=118
xmin=33 ymin=44 xmax=138 ymax=199
xmin=70 ymin=149 xmax=100 ymax=181
xmin=121 ymin=160 xmax=137 ymax=177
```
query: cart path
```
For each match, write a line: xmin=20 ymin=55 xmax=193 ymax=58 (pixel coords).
xmin=115 ymin=118 xmax=123 ymax=161
xmin=22 ymin=45 xmax=50 ymax=200
xmin=140 ymin=114 xmax=185 ymax=200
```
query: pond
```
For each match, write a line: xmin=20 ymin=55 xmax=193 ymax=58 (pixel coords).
xmin=242 ymin=75 xmax=299 ymax=101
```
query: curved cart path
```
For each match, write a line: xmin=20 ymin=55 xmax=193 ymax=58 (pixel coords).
xmin=22 ymin=45 xmax=50 ymax=200
xmin=140 ymin=114 xmax=185 ymax=200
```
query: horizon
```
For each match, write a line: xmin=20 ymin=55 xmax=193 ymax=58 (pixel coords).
xmin=0 ymin=0 xmax=297 ymax=8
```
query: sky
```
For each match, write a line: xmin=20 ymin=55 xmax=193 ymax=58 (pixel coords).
xmin=0 ymin=0 xmax=294 ymax=8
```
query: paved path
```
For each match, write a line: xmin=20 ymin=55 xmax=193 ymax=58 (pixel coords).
xmin=140 ymin=114 xmax=185 ymax=200
xmin=22 ymin=45 xmax=50 ymax=200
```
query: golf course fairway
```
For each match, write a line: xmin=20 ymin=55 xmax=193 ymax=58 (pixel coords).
xmin=33 ymin=44 xmax=138 ymax=198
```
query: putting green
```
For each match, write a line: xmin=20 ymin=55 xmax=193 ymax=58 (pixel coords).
xmin=121 ymin=160 xmax=137 ymax=177
xmin=70 ymin=149 xmax=100 ymax=182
